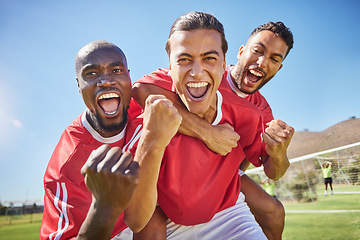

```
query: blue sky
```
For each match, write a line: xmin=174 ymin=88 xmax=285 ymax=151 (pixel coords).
xmin=0 ymin=0 xmax=359 ymax=204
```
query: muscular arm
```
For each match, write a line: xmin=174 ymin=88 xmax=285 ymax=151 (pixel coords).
xmin=241 ymin=174 xmax=285 ymax=240
xmin=132 ymin=82 xmax=239 ymax=156
xmin=77 ymin=95 xmax=181 ymax=238
xmin=261 ymin=119 xmax=294 ymax=180
xmin=78 ymin=146 xmax=139 ymax=240
xmin=124 ymin=95 xmax=181 ymax=232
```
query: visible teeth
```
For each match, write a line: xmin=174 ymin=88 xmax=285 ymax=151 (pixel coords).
xmin=249 ymin=69 xmax=263 ymax=77
xmin=98 ymin=93 xmax=119 ymax=100
xmin=186 ymin=82 xmax=209 ymax=88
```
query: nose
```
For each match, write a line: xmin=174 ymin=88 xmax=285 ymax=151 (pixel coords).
xmin=257 ymin=56 xmax=268 ymax=68
xmin=97 ymin=76 xmax=114 ymax=87
xmin=190 ymin=60 xmax=204 ymax=78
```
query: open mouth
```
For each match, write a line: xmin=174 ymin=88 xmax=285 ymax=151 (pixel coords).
xmin=97 ymin=92 xmax=120 ymax=115
xmin=186 ymin=82 xmax=209 ymax=101
xmin=245 ymin=69 xmax=264 ymax=85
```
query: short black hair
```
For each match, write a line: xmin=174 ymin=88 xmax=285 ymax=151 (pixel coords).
xmin=165 ymin=11 xmax=228 ymax=56
xmin=250 ymin=21 xmax=294 ymax=58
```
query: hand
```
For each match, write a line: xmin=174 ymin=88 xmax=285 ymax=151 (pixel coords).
xmin=204 ymin=123 xmax=240 ymax=156
xmin=263 ymin=119 xmax=294 ymax=161
xmin=81 ymin=145 xmax=140 ymax=214
xmin=142 ymin=95 xmax=182 ymax=147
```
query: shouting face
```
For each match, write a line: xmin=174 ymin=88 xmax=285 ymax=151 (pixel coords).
xmin=232 ymin=30 xmax=289 ymax=94
xmin=168 ymin=29 xmax=226 ymax=122
xmin=76 ymin=43 xmax=132 ymax=137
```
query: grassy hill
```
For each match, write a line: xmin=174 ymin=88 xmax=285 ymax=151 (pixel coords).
xmin=287 ymin=118 xmax=360 ymax=158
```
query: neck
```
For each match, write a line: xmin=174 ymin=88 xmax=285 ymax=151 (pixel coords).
xmin=201 ymin=93 xmax=218 ymax=124
xmin=230 ymin=64 xmax=239 ymax=87
xmin=86 ymin=110 xmax=126 ymax=138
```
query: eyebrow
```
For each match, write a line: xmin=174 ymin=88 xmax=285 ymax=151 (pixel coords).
xmin=201 ymin=50 xmax=220 ymax=57
xmin=108 ymin=61 xmax=126 ymax=68
xmin=177 ymin=50 xmax=220 ymax=58
xmin=81 ymin=64 xmax=99 ymax=73
xmin=82 ymin=61 xmax=126 ymax=73
xmin=256 ymin=42 xmax=284 ymax=60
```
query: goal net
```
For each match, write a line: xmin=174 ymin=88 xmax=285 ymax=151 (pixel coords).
xmin=245 ymin=141 xmax=360 ymax=202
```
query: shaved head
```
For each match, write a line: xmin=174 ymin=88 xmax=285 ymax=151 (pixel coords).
xmin=75 ymin=40 xmax=127 ymax=77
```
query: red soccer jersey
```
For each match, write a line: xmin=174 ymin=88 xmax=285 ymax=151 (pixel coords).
xmin=137 ymin=67 xmax=273 ymax=156
xmin=221 ymin=65 xmax=274 ymax=125
xmin=41 ymin=111 xmax=142 ymax=240
xmin=139 ymin=67 xmax=274 ymax=126
xmin=134 ymin=76 xmax=263 ymax=225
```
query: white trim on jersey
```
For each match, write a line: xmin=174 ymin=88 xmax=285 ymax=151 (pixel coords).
xmin=226 ymin=66 xmax=248 ymax=98
xmin=81 ymin=110 xmax=127 ymax=144
xmin=122 ymin=125 xmax=143 ymax=153
xmin=212 ymin=91 xmax=223 ymax=126
xmin=49 ymin=182 xmax=69 ymax=240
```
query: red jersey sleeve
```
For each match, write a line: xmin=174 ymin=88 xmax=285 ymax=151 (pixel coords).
xmin=41 ymin=117 xmax=127 ymax=240
xmin=245 ymin=91 xmax=273 ymax=157
xmin=122 ymin=117 xmax=144 ymax=155
xmin=42 ymin=180 xmax=126 ymax=240
xmin=245 ymin=91 xmax=274 ymax=125
xmin=241 ymin=112 xmax=263 ymax=167
xmin=220 ymin=90 xmax=264 ymax=167
xmin=128 ymin=98 xmax=143 ymax=121
xmin=41 ymin=180 xmax=92 ymax=240
xmin=135 ymin=68 xmax=175 ymax=92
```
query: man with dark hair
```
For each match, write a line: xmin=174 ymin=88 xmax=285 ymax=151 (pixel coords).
xmin=134 ymin=11 xmax=268 ymax=239
xmin=165 ymin=11 xmax=228 ymax=56
xmin=133 ymin=19 xmax=294 ymax=239
xmin=40 ymin=40 xmax=181 ymax=240
xmin=250 ymin=21 xmax=293 ymax=58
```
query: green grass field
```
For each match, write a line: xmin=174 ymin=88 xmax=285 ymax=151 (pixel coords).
xmin=0 ymin=213 xmax=41 ymax=240
xmin=0 ymin=184 xmax=359 ymax=239
xmin=283 ymin=184 xmax=360 ymax=240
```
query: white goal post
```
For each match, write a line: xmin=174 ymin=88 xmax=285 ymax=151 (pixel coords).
xmin=245 ymin=141 xmax=360 ymax=202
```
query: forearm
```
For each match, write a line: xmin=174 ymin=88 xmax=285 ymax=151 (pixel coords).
xmin=124 ymin=130 xmax=168 ymax=232
xmin=241 ymin=175 xmax=285 ymax=240
xmin=262 ymin=119 xmax=294 ymax=180
xmin=239 ymin=159 xmax=251 ymax=172
xmin=133 ymin=83 xmax=240 ymax=155
xmin=262 ymin=154 xmax=289 ymax=180
xmin=77 ymin=200 xmax=122 ymax=240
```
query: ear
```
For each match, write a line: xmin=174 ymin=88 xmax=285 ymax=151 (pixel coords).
xmin=237 ymin=45 xmax=245 ymax=59
xmin=222 ymin=56 xmax=226 ymax=71
xmin=168 ymin=62 xmax=172 ymax=71
xmin=76 ymin=77 xmax=81 ymax=94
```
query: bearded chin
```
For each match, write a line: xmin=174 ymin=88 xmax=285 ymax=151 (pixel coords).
xmin=92 ymin=106 xmax=129 ymax=134
xmin=234 ymin=66 xmax=273 ymax=94
xmin=234 ymin=71 xmax=248 ymax=93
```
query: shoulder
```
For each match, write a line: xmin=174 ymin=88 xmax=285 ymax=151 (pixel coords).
xmin=218 ymin=90 xmax=263 ymax=133
xmin=220 ymin=89 xmax=260 ymax=113
xmin=123 ymin=117 xmax=144 ymax=153
xmin=246 ymin=91 xmax=270 ymax=106
xmin=45 ymin=114 xmax=91 ymax=173
xmin=59 ymin=114 xmax=88 ymax=145
xmin=135 ymin=68 xmax=172 ymax=86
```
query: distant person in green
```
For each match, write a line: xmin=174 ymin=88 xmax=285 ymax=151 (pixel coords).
xmin=262 ymin=179 xmax=276 ymax=198
xmin=322 ymin=161 xmax=334 ymax=196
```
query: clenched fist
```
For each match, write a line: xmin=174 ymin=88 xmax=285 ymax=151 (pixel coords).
xmin=81 ymin=145 xmax=140 ymax=213
xmin=142 ymin=95 xmax=182 ymax=147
